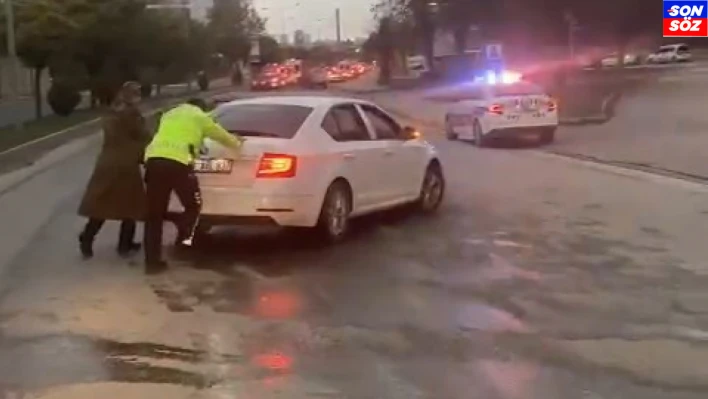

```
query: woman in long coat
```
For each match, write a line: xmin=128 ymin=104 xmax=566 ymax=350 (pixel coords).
xmin=78 ymin=81 xmax=149 ymax=258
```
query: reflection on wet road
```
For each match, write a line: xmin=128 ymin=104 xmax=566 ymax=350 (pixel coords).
xmin=0 ymin=136 xmax=708 ymax=398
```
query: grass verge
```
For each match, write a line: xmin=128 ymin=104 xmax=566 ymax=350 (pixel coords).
xmin=0 ymin=109 xmax=101 ymax=153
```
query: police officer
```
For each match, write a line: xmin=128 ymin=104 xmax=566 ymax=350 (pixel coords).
xmin=143 ymin=98 xmax=243 ymax=274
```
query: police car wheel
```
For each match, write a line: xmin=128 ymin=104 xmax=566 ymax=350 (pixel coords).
xmin=315 ymin=181 xmax=352 ymax=243
xmin=445 ymin=116 xmax=457 ymax=140
xmin=539 ymin=128 xmax=556 ymax=145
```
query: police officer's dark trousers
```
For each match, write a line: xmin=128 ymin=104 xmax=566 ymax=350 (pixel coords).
xmin=144 ymin=158 xmax=202 ymax=266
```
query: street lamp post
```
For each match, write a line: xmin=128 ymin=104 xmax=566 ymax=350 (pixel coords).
xmin=564 ymin=10 xmax=578 ymax=59
xmin=4 ymin=0 xmax=22 ymax=129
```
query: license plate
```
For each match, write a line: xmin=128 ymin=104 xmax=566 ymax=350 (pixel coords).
xmin=194 ymin=158 xmax=233 ymax=174
xmin=506 ymin=114 xmax=520 ymax=121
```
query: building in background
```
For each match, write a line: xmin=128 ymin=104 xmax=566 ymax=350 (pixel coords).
xmin=303 ymin=33 xmax=312 ymax=47
xmin=279 ymin=34 xmax=289 ymax=45
xmin=294 ymin=30 xmax=306 ymax=47
xmin=190 ymin=0 xmax=212 ymax=21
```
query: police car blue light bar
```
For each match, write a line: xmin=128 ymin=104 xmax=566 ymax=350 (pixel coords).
xmin=474 ymin=70 xmax=522 ymax=85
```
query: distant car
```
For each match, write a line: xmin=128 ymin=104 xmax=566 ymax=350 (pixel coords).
xmin=302 ymin=67 xmax=328 ymax=89
xmin=251 ymin=71 xmax=287 ymax=91
xmin=599 ymin=52 xmax=642 ymax=68
xmin=444 ymin=79 xmax=559 ymax=146
xmin=251 ymin=75 xmax=288 ymax=91
xmin=646 ymin=44 xmax=691 ymax=63
xmin=172 ymin=96 xmax=445 ymax=243
xmin=327 ymin=68 xmax=347 ymax=83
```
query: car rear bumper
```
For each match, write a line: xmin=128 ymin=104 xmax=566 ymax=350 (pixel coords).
xmin=169 ymin=188 xmax=320 ymax=227
xmin=485 ymin=125 xmax=556 ymax=139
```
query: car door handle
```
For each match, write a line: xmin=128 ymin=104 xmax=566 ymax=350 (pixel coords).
xmin=384 ymin=149 xmax=394 ymax=156
xmin=343 ymin=153 xmax=355 ymax=160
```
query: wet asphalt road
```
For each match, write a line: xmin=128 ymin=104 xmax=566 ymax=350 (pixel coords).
xmin=1 ymin=93 xmax=708 ymax=398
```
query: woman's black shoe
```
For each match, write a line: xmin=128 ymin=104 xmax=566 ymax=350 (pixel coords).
xmin=145 ymin=261 xmax=168 ymax=275
xmin=79 ymin=234 xmax=94 ymax=259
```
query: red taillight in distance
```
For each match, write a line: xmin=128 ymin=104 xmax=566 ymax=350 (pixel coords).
xmin=256 ymin=153 xmax=297 ymax=178
xmin=488 ymin=103 xmax=504 ymax=115
xmin=547 ymin=98 xmax=558 ymax=112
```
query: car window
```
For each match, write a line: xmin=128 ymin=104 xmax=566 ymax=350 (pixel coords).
xmin=678 ymin=45 xmax=689 ymax=53
xmin=321 ymin=112 xmax=341 ymax=139
xmin=214 ymin=104 xmax=313 ymax=139
xmin=360 ymin=105 xmax=401 ymax=140
xmin=323 ymin=104 xmax=370 ymax=142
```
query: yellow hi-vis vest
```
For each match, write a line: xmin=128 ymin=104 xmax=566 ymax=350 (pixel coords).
xmin=145 ymin=104 xmax=242 ymax=165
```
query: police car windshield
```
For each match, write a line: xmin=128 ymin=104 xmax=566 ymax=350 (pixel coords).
xmin=214 ymin=104 xmax=313 ymax=139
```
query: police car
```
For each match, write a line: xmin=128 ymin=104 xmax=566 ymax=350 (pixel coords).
xmin=443 ymin=71 xmax=558 ymax=146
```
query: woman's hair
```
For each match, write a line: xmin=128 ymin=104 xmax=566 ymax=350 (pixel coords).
xmin=186 ymin=97 xmax=208 ymax=111
xmin=112 ymin=81 xmax=141 ymax=109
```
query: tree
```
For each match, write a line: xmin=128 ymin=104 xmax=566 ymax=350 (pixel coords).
xmin=208 ymin=0 xmax=264 ymax=65
xmin=16 ymin=0 xmax=79 ymax=118
xmin=376 ymin=16 xmax=394 ymax=84
xmin=68 ymin=0 xmax=153 ymax=105
xmin=259 ymin=36 xmax=283 ymax=64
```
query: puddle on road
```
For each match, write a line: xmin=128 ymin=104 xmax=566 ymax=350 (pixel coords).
xmin=456 ymin=303 xmax=531 ymax=334
xmin=0 ymin=334 xmax=226 ymax=391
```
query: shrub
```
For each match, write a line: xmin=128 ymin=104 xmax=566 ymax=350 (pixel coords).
xmin=47 ymin=81 xmax=81 ymax=116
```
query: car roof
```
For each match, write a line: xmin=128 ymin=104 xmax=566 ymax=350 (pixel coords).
xmin=457 ymin=81 xmax=544 ymax=92
xmin=218 ymin=95 xmax=372 ymax=109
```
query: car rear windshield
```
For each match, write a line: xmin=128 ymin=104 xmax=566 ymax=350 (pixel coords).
xmin=214 ymin=104 xmax=313 ymax=139
xmin=491 ymin=83 xmax=544 ymax=96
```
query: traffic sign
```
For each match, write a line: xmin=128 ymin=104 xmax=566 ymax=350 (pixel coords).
xmin=485 ymin=43 xmax=503 ymax=60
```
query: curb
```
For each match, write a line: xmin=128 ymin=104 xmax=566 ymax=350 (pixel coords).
xmin=534 ymin=151 xmax=708 ymax=193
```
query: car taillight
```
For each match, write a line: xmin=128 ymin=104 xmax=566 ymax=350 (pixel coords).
xmin=256 ymin=153 xmax=297 ymax=178
xmin=488 ymin=104 xmax=504 ymax=115
xmin=547 ymin=98 xmax=558 ymax=112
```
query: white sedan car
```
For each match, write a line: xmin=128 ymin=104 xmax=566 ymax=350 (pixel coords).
xmin=170 ymin=96 xmax=445 ymax=243
xmin=646 ymin=44 xmax=691 ymax=64
xmin=444 ymin=81 xmax=559 ymax=146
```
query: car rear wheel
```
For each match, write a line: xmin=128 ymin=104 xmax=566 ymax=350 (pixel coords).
xmin=417 ymin=163 xmax=445 ymax=213
xmin=473 ymin=120 xmax=487 ymax=147
xmin=539 ymin=128 xmax=556 ymax=145
xmin=445 ymin=115 xmax=457 ymax=140
xmin=315 ymin=181 xmax=352 ymax=243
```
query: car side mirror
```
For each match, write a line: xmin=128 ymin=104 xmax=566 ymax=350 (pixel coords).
xmin=401 ymin=126 xmax=421 ymax=140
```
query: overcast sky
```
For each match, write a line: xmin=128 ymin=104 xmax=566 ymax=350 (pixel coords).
xmin=256 ymin=0 xmax=378 ymax=40
xmin=191 ymin=0 xmax=377 ymax=40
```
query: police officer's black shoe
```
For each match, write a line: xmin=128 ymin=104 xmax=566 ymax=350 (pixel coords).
xmin=145 ymin=261 xmax=168 ymax=275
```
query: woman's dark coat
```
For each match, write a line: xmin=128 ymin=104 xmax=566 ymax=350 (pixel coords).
xmin=78 ymin=105 xmax=149 ymax=221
